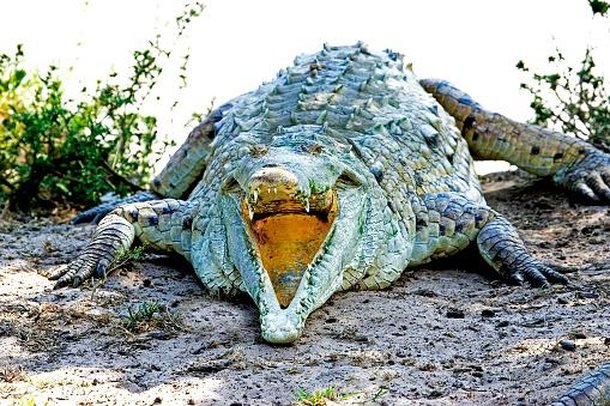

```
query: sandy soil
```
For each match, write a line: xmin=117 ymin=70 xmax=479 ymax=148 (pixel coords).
xmin=1 ymin=170 xmax=609 ymax=406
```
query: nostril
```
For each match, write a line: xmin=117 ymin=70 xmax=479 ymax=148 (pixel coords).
xmin=247 ymin=168 xmax=300 ymax=205
xmin=337 ymin=171 xmax=362 ymax=187
xmin=250 ymin=168 xmax=299 ymax=188
xmin=223 ymin=177 xmax=242 ymax=193
xmin=261 ymin=163 xmax=279 ymax=168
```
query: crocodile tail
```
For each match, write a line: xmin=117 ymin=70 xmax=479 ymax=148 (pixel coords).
xmin=550 ymin=363 xmax=610 ymax=406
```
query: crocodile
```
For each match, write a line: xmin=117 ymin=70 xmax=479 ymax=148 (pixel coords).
xmin=48 ymin=43 xmax=610 ymax=404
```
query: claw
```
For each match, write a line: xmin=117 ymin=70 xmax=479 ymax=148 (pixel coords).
xmin=574 ymin=182 xmax=599 ymax=202
xmin=509 ymin=272 xmax=525 ymax=286
xmin=45 ymin=264 xmax=69 ymax=280
xmin=539 ymin=264 xmax=569 ymax=285
xmin=587 ymin=173 xmax=610 ymax=200
xmin=601 ymin=169 xmax=610 ymax=186
xmin=512 ymin=260 xmax=571 ymax=288
xmin=555 ymin=150 xmax=610 ymax=203
xmin=541 ymin=261 xmax=582 ymax=274
xmin=566 ymin=281 xmax=584 ymax=290
xmin=72 ymin=276 xmax=83 ymax=288
xmin=53 ymin=277 xmax=71 ymax=290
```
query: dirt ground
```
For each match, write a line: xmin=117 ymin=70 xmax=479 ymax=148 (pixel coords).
xmin=0 ymin=170 xmax=609 ymax=406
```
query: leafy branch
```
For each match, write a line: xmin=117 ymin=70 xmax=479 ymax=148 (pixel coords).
xmin=0 ymin=1 xmax=205 ymax=210
xmin=516 ymin=0 xmax=610 ymax=152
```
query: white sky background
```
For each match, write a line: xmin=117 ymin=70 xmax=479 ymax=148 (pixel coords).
xmin=1 ymin=0 xmax=609 ymax=173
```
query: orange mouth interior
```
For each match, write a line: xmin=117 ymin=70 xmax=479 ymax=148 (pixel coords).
xmin=242 ymin=195 xmax=338 ymax=308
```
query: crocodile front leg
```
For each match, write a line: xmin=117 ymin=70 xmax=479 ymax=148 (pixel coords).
xmin=421 ymin=79 xmax=610 ymax=202
xmin=48 ymin=199 xmax=197 ymax=288
xmin=409 ymin=192 xmax=567 ymax=286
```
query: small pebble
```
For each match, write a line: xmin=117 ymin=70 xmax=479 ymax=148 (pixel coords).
xmin=446 ymin=310 xmax=465 ymax=319
xmin=395 ymin=350 xmax=407 ymax=358
xmin=353 ymin=333 xmax=369 ymax=342
xmin=559 ymin=339 xmax=576 ymax=351
xmin=148 ymin=331 xmax=172 ymax=341
xmin=589 ymin=237 xmax=605 ymax=245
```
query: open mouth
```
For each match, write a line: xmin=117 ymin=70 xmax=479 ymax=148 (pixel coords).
xmin=220 ymin=163 xmax=368 ymax=343
xmin=241 ymin=186 xmax=338 ymax=308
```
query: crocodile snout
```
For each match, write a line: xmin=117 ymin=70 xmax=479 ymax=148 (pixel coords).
xmin=245 ymin=167 xmax=334 ymax=216
xmin=247 ymin=167 xmax=300 ymax=209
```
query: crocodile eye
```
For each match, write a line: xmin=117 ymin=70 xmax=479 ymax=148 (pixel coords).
xmin=303 ymin=144 xmax=324 ymax=155
xmin=222 ymin=177 xmax=242 ymax=194
xmin=337 ymin=171 xmax=362 ymax=187
xmin=249 ymin=145 xmax=268 ymax=157
xmin=369 ymin=162 xmax=383 ymax=182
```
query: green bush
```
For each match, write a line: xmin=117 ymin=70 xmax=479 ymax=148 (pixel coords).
xmin=0 ymin=2 xmax=204 ymax=210
xmin=517 ymin=0 xmax=610 ymax=152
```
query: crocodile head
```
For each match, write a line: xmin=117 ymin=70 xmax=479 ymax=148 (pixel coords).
xmin=215 ymin=131 xmax=385 ymax=343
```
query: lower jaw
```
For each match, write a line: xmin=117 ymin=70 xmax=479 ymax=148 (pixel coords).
xmin=250 ymin=212 xmax=333 ymax=308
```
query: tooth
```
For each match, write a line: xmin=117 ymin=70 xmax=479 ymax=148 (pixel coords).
xmin=268 ymin=188 xmax=271 ymax=194
xmin=248 ymin=203 xmax=254 ymax=220
xmin=253 ymin=189 xmax=259 ymax=203
xmin=273 ymin=187 xmax=277 ymax=194
xmin=305 ymin=198 xmax=310 ymax=213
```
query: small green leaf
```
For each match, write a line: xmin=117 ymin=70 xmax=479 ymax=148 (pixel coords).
xmin=589 ymin=0 xmax=610 ymax=16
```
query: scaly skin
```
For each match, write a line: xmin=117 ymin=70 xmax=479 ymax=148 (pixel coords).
xmin=51 ymin=199 xmax=197 ymax=287
xmin=550 ymin=363 xmax=610 ymax=406
xmin=420 ymin=79 xmax=610 ymax=201
xmin=50 ymin=44 xmax=610 ymax=403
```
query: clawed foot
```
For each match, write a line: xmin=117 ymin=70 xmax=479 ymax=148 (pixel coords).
xmin=554 ymin=151 xmax=610 ymax=203
xmin=46 ymin=213 xmax=135 ymax=289
xmin=45 ymin=257 xmax=111 ymax=289
xmin=506 ymin=257 xmax=569 ymax=288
